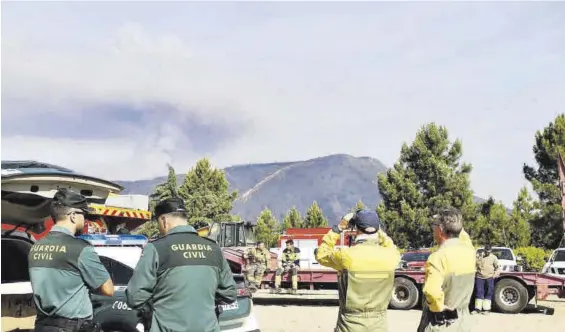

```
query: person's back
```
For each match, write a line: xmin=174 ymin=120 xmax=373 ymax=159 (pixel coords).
xmin=127 ymin=225 xmax=237 ymax=332
xmin=315 ymin=210 xmax=400 ymax=332
xmin=29 ymin=229 xmax=95 ymax=318
xmin=429 ymin=239 xmax=476 ymax=313
xmin=334 ymin=239 xmax=399 ymax=331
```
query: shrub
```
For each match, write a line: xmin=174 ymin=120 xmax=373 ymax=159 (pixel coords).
xmin=514 ymin=247 xmax=549 ymax=272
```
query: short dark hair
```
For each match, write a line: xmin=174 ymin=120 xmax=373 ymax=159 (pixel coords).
xmin=50 ymin=205 xmax=72 ymax=222
xmin=256 ymin=241 xmax=264 ymax=246
xmin=286 ymin=239 xmax=294 ymax=245
xmin=161 ymin=211 xmax=188 ymax=220
xmin=433 ymin=207 xmax=463 ymax=238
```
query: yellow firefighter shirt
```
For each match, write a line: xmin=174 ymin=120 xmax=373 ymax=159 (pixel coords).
xmin=422 ymin=237 xmax=476 ymax=313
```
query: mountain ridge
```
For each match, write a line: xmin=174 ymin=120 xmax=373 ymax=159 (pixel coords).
xmin=115 ymin=154 xmax=488 ymax=225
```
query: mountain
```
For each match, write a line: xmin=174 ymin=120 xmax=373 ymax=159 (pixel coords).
xmin=116 ymin=154 xmax=388 ymax=225
xmin=116 ymin=153 xmax=491 ymax=226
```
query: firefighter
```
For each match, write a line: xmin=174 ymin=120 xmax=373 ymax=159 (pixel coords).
xmin=273 ymin=239 xmax=301 ymax=294
xmin=417 ymin=207 xmax=476 ymax=332
xmin=314 ymin=209 xmax=400 ymax=332
xmin=126 ymin=197 xmax=237 ymax=332
xmin=473 ymin=244 xmax=500 ymax=314
xmin=244 ymin=241 xmax=271 ymax=291
xmin=28 ymin=189 xmax=113 ymax=332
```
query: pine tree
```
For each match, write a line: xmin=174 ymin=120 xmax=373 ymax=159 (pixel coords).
xmin=255 ymin=208 xmax=280 ymax=247
xmin=523 ymin=114 xmax=565 ymax=248
xmin=352 ymin=199 xmax=366 ymax=212
xmin=282 ymin=206 xmax=303 ymax=230
xmin=149 ymin=164 xmax=179 ymax=211
xmin=177 ymin=158 xmax=238 ymax=225
xmin=377 ymin=123 xmax=476 ymax=248
xmin=508 ymin=187 xmax=535 ymax=248
xmin=303 ymin=201 xmax=329 ymax=228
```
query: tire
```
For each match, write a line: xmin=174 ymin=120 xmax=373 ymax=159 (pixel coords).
xmin=493 ymin=278 xmax=529 ymax=314
xmin=389 ymin=277 xmax=419 ymax=310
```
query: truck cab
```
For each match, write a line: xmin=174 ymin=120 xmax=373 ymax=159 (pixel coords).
xmin=542 ymin=248 xmax=565 ymax=276
xmin=476 ymin=246 xmax=519 ymax=272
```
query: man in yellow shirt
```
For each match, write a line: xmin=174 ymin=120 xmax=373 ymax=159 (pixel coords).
xmin=417 ymin=207 xmax=476 ymax=332
xmin=315 ymin=210 xmax=400 ymax=332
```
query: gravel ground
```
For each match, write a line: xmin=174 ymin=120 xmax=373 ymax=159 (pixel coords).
xmin=254 ymin=297 xmax=565 ymax=332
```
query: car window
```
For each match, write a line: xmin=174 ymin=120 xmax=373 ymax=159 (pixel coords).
xmin=99 ymin=256 xmax=134 ymax=285
xmin=401 ymin=252 xmax=430 ymax=262
xmin=554 ymin=250 xmax=565 ymax=262
xmin=477 ymin=248 xmax=514 ymax=261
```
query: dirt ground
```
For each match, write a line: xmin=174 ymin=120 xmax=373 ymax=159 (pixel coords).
xmin=3 ymin=297 xmax=563 ymax=332
xmin=254 ymin=296 xmax=565 ymax=332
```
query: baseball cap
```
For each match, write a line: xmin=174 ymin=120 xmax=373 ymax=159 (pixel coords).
xmin=431 ymin=207 xmax=461 ymax=225
xmin=51 ymin=188 xmax=94 ymax=213
xmin=154 ymin=197 xmax=187 ymax=219
xmin=350 ymin=209 xmax=381 ymax=234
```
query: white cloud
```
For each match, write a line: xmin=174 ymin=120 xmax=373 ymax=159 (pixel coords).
xmin=2 ymin=2 xmax=565 ymax=204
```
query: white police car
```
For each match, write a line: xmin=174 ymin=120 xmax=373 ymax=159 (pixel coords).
xmin=82 ymin=234 xmax=261 ymax=332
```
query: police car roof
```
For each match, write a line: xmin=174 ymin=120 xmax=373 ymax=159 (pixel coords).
xmin=78 ymin=234 xmax=148 ymax=247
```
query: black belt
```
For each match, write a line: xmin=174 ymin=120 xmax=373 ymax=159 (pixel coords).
xmin=35 ymin=315 xmax=100 ymax=332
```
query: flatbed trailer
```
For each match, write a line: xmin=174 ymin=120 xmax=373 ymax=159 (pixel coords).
xmin=223 ymin=248 xmax=565 ymax=314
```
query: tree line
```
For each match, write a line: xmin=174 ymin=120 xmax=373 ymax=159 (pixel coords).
xmin=137 ymin=114 xmax=565 ymax=250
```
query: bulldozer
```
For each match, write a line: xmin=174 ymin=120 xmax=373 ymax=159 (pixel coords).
xmin=197 ymin=221 xmax=278 ymax=275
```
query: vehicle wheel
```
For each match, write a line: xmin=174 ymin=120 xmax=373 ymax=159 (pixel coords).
xmin=390 ymin=277 xmax=419 ymax=310
xmin=493 ymin=278 xmax=529 ymax=314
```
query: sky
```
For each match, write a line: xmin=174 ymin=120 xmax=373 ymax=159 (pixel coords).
xmin=2 ymin=1 xmax=564 ymax=206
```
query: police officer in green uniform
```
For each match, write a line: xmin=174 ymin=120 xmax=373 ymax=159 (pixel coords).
xmin=126 ymin=197 xmax=238 ymax=332
xmin=28 ymin=189 xmax=115 ymax=332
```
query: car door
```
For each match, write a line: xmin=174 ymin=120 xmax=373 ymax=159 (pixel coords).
xmin=92 ymin=256 xmax=142 ymax=332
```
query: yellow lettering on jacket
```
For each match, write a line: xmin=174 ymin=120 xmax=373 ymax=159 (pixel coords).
xmin=171 ymin=243 xmax=212 ymax=259
xmin=171 ymin=244 xmax=212 ymax=251
xmin=30 ymin=244 xmax=67 ymax=253
xmin=33 ymin=253 xmax=54 ymax=260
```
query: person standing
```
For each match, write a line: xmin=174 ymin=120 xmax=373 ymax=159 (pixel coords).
xmin=417 ymin=207 xmax=476 ymax=332
xmin=315 ymin=209 xmax=400 ymax=332
xmin=28 ymin=189 xmax=114 ymax=332
xmin=474 ymin=244 xmax=500 ymax=314
xmin=244 ymin=241 xmax=271 ymax=291
xmin=273 ymin=239 xmax=301 ymax=294
xmin=125 ymin=197 xmax=237 ymax=332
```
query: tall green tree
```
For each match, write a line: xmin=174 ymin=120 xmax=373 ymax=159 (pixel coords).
xmin=508 ymin=187 xmax=535 ymax=248
xmin=377 ymin=123 xmax=476 ymax=248
xmin=282 ymin=206 xmax=303 ymax=230
xmin=149 ymin=164 xmax=179 ymax=211
xmin=178 ymin=158 xmax=238 ymax=225
xmin=523 ymin=114 xmax=565 ymax=248
xmin=469 ymin=197 xmax=512 ymax=246
xmin=303 ymin=201 xmax=329 ymax=228
xmin=255 ymin=208 xmax=280 ymax=247
xmin=139 ymin=164 xmax=179 ymax=238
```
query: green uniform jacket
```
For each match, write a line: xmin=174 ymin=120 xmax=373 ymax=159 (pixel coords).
xmin=418 ymin=238 xmax=476 ymax=332
xmin=315 ymin=229 xmax=400 ymax=332
xmin=125 ymin=225 xmax=237 ymax=332
xmin=28 ymin=226 xmax=110 ymax=319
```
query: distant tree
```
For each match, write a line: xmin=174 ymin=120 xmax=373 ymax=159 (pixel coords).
xmin=135 ymin=221 xmax=160 ymax=239
xmin=282 ymin=206 xmax=303 ymax=230
xmin=351 ymin=199 xmax=366 ymax=212
xmin=255 ymin=208 xmax=280 ymax=247
xmin=303 ymin=201 xmax=329 ymax=228
xmin=523 ymin=114 xmax=565 ymax=248
xmin=469 ymin=197 xmax=511 ymax=246
xmin=178 ymin=158 xmax=238 ymax=225
xmin=149 ymin=164 xmax=178 ymax=211
xmin=377 ymin=123 xmax=476 ymax=248
xmin=508 ymin=187 xmax=535 ymax=248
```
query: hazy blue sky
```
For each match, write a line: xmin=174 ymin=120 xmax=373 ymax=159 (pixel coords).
xmin=2 ymin=1 xmax=564 ymax=206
